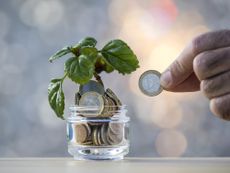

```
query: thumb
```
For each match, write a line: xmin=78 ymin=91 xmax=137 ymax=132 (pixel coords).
xmin=160 ymin=42 xmax=195 ymax=90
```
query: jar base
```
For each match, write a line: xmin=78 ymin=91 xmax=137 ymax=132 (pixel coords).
xmin=68 ymin=145 xmax=129 ymax=160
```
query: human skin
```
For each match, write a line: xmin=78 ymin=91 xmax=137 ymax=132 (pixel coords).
xmin=160 ymin=30 xmax=230 ymax=120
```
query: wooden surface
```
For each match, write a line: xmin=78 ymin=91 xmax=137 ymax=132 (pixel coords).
xmin=0 ymin=157 xmax=230 ymax=173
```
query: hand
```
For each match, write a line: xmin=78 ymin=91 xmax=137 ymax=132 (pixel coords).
xmin=160 ymin=30 xmax=230 ymax=120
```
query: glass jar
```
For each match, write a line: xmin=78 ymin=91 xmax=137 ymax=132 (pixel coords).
xmin=67 ymin=105 xmax=130 ymax=160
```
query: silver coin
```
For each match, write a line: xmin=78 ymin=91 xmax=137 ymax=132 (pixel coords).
xmin=108 ymin=123 xmax=124 ymax=135
xmin=92 ymin=126 xmax=99 ymax=146
xmin=100 ymin=95 xmax=110 ymax=117
xmin=106 ymin=122 xmax=124 ymax=145
xmin=100 ymin=123 xmax=109 ymax=145
xmin=107 ymin=128 xmax=123 ymax=145
xmin=79 ymin=91 xmax=104 ymax=117
xmin=139 ymin=70 xmax=163 ymax=96
xmin=101 ymin=96 xmax=115 ymax=117
xmin=97 ymin=125 xmax=104 ymax=146
xmin=105 ymin=88 xmax=122 ymax=106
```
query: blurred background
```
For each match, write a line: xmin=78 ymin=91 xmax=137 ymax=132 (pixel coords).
xmin=0 ymin=0 xmax=230 ymax=157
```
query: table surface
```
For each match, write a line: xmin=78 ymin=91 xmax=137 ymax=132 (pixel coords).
xmin=0 ymin=157 xmax=230 ymax=173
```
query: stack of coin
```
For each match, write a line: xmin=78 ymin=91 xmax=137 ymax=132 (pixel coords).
xmin=75 ymin=81 xmax=122 ymax=118
xmin=73 ymin=80 xmax=124 ymax=146
xmin=73 ymin=122 xmax=124 ymax=146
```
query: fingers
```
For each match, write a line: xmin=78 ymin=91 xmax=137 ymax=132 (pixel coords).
xmin=201 ymin=71 xmax=230 ymax=99
xmin=192 ymin=29 xmax=230 ymax=54
xmin=164 ymin=73 xmax=200 ymax=92
xmin=192 ymin=39 xmax=230 ymax=120
xmin=161 ymin=29 xmax=230 ymax=91
xmin=193 ymin=47 xmax=230 ymax=80
xmin=210 ymin=93 xmax=230 ymax=120
xmin=160 ymin=29 xmax=230 ymax=120
xmin=160 ymin=43 xmax=195 ymax=89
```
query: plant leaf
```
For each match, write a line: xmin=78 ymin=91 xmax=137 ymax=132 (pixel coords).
xmin=80 ymin=47 xmax=98 ymax=63
xmin=48 ymin=79 xmax=65 ymax=119
xmin=64 ymin=55 xmax=95 ymax=85
xmin=101 ymin=40 xmax=139 ymax=74
xmin=104 ymin=62 xmax=114 ymax=73
xmin=73 ymin=37 xmax=97 ymax=49
xmin=49 ymin=47 xmax=72 ymax=62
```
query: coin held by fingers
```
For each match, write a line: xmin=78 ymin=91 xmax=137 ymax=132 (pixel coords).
xmin=139 ymin=70 xmax=163 ymax=96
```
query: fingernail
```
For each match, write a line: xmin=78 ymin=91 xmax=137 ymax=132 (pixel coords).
xmin=160 ymin=71 xmax=172 ymax=88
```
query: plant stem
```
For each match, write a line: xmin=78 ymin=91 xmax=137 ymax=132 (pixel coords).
xmin=94 ymin=72 xmax=104 ymax=86
xmin=61 ymin=73 xmax=68 ymax=83
xmin=70 ymin=47 xmax=80 ymax=57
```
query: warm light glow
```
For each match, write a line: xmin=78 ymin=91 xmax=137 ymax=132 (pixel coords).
xmin=151 ymin=93 xmax=183 ymax=128
xmin=122 ymin=1 xmax=210 ymax=137
xmin=152 ymin=0 xmax=178 ymax=20
xmin=146 ymin=40 xmax=181 ymax=72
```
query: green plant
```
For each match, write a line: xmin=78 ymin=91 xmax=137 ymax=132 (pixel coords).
xmin=48 ymin=37 xmax=139 ymax=119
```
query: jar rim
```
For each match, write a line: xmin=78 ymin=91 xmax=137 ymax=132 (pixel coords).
xmin=69 ymin=105 xmax=126 ymax=111
xmin=67 ymin=105 xmax=129 ymax=122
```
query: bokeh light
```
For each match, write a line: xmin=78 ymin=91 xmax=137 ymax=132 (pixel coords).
xmin=155 ymin=130 xmax=187 ymax=157
xmin=19 ymin=0 xmax=64 ymax=30
xmin=151 ymin=93 xmax=183 ymax=128
xmin=1 ymin=0 xmax=230 ymax=157
xmin=33 ymin=0 xmax=64 ymax=30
